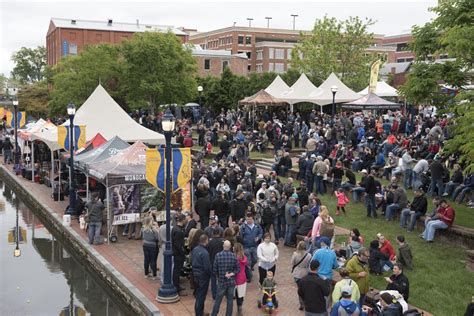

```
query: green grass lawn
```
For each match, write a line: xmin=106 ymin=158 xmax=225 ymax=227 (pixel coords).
xmin=319 ymin=191 xmax=473 ymax=315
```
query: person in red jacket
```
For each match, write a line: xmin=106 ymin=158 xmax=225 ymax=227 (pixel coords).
xmin=377 ymin=233 xmax=396 ymax=270
xmin=421 ymin=199 xmax=455 ymax=242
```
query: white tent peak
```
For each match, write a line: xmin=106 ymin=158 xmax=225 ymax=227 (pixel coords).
xmin=265 ymin=75 xmax=290 ymax=98
xmin=63 ymin=84 xmax=165 ymax=145
xmin=314 ymin=72 xmax=360 ymax=105
xmin=281 ymin=73 xmax=322 ymax=104
xmin=358 ymin=81 xmax=398 ymax=97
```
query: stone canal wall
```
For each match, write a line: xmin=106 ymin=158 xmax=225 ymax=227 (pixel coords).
xmin=0 ymin=166 xmax=162 ymax=316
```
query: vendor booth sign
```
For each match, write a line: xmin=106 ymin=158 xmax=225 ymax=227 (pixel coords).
xmin=112 ymin=213 xmax=141 ymax=225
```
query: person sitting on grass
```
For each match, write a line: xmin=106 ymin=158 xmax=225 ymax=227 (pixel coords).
xmin=261 ymin=270 xmax=278 ymax=309
xmin=384 ymin=263 xmax=410 ymax=302
xmin=369 ymin=240 xmax=389 ymax=275
xmin=395 ymin=235 xmax=413 ymax=270
xmin=420 ymin=199 xmax=455 ymax=243
xmin=377 ymin=233 xmax=396 ymax=270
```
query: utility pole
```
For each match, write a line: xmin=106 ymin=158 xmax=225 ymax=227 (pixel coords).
xmin=265 ymin=17 xmax=272 ymax=28
xmin=291 ymin=14 xmax=298 ymax=30
xmin=247 ymin=18 xmax=254 ymax=27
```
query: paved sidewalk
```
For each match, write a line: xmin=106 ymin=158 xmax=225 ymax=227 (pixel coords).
xmin=6 ymin=165 xmax=350 ymax=315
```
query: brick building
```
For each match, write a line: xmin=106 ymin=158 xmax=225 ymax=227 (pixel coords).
xmin=192 ymin=48 xmax=248 ymax=77
xmin=46 ymin=18 xmax=188 ymax=67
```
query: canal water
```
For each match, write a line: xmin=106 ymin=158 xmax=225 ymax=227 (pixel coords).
xmin=0 ymin=180 xmax=127 ymax=316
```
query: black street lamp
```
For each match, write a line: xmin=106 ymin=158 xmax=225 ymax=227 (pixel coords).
xmin=197 ymin=85 xmax=203 ymax=108
xmin=13 ymin=205 xmax=21 ymax=257
xmin=331 ymin=85 xmax=338 ymax=127
xmin=67 ymin=102 xmax=76 ymax=213
xmin=12 ymin=99 xmax=20 ymax=170
xmin=157 ymin=109 xmax=179 ymax=303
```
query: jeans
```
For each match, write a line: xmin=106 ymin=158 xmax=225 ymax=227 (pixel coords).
xmin=306 ymin=176 xmax=314 ymax=193
xmin=173 ymin=255 xmax=185 ymax=290
xmin=385 ymin=203 xmax=400 ymax=220
xmin=88 ymin=221 xmax=102 ymax=244
xmin=211 ymin=270 xmax=217 ymax=299
xmin=400 ymin=209 xmax=424 ymax=231
xmin=244 ymin=246 xmax=258 ymax=269
xmin=333 ymin=179 xmax=342 ymax=191
xmin=412 ymin=172 xmax=421 ymax=189
xmin=314 ymin=175 xmax=325 ymax=194
xmin=352 ymin=187 xmax=365 ymax=202
xmin=404 ymin=168 xmax=413 ymax=189
xmin=365 ymin=194 xmax=376 ymax=217
xmin=200 ymin=215 xmax=209 ymax=230
xmin=452 ymin=186 xmax=472 ymax=202
xmin=443 ymin=182 xmax=459 ymax=197
xmin=194 ymin=276 xmax=210 ymax=316
xmin=304 ymin=312 xmax=326 ymax=316
xmin=211 ymin=284 xmax=235 ymax=316
xmin=143 ymin=245 xmax=158 ymax=277
xmin=275 ymin=214 xmax=286 ymax=240
xmin=422 ymin=219 xmax=448 ymax=241
xmin=341 ymin=182 xmax=355 ymax=191
xmin=4 ymin=149 xmax=12 ymax=164
xmin=285 ymin=224 xmax=296 ymax=246
xmin=429 ymin=178 xmax=444 ymax=197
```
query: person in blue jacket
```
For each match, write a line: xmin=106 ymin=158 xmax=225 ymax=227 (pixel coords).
xmin=240 ymin=213 xmax=263 ymax=270
xmin=312 ymin=236 xmax=338 ymax=281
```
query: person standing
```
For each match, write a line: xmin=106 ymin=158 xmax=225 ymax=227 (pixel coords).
xmin=312 ymin=237 xmax=338 ymax=281
xmin=257 ymin=233 xmax=279 ymax=285
xmin=86 ymin=192 xmax=105 ymax=245
xmin=172 ymin=214 xmax=187 ymax=294
xmin=346 ymin=247 xmax=370 ymax=306
xmin=240 ymin=213 xmax=263 ymax=270
xmin=298 ymin=259 xmax=331 ymax=316
xmin=284 ymin=194 xmax=300 ymax=247
xmin=192 ymin=234 xmax=212 ymax=316
xmin=208 ymin=228 xmax=224 ymax=300
xmin=211 ymin=240 xmax=240 ymax=316
xmin=195 ymin=193 xmax=212 ymax=230
xmin=362 ymin=170 xmax=378 ymax=218
xmin=291 ymin=241 xmax=312 ymax=310
xmin=141 ymin=216 xmax=160 ymax=280
xmin=234 ymin=243 xmax=248 ymax=316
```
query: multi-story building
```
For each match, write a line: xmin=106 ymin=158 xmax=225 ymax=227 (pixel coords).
xmin=380 ymin=33 xmax=415 ymax=63
xmin=191 ymin=47 xmax=248 ymax=77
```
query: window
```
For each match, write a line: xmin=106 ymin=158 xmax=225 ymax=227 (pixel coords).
xmin=287 ymin=48 xmax=292 ymax=60
xmin=269 ymin=63 xmax=274 ymax=71
xmin=245 ymin=36 xmax=251 ymax=45
xmin=269 ymin=48 xmax=274 ymax=59
xmin=204 ymin=59 xmax=210 ymax=70
xmin=222 ymin=60 xmax=229 ymax=70
xmin=256 ymin=50 xmax=263 ymax=60
xmin=256 ymin=64 xmax=263 ymax=73
xmin=238 ymin=36 xmax=244 ymax=44
xmin=274 ymin=63 xmax=285 ymax=73
xmin=246 ymin=52 xmax=251 ymax=59
xmin=275 ymin=49 xmax=284 ymax=59
xmin=69 ymin=43 xmax=77 ymax=55
xmin=247 ymin=64 xmax=251 ymax=71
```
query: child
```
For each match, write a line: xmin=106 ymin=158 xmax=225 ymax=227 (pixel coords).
xmin=261 ymin=270 xmax=278 ymax=308
xmin=335 ymin=188 xmax=350 ymax=215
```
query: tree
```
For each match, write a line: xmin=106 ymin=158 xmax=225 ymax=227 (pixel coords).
xmin=11 ymin=46 xmax=46 ymax=84
xmin=121 ymin=32 xmax=197 ymax=110
xmin=17 ymin=81 xmax=50 ymax=116
xmin=0 ymin=74 xmax=7 ymax=94
xmin=49 ymin=44 xmax=123 ymax=115
xmin=291 ymin=16 xmax=375 ymax=90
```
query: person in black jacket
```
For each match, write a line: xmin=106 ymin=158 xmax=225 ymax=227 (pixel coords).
xmin=369 ymin=240 xmax=389 ymax=275
xmin=211 ymin=191 xmax=230 ymax=228
xmin=428 ymin=157 xmax=445 ymax=197
xmin=298 ymin=259 xmax=330 ymax=313
xmin=172 ymin=214 xmax=186 ymax=294
xmin=230 ymin=190 xmax=247 ymax=224
xmin=195 ymin=194 xmax=211 ymax=230
xmin=296 ymin=206 xmax=314 ymax=236
xmin=385 ymin=263 xmax=410 ymax=301
xmin=362 ymin=170 xmax=378 ymax=218
xmin=184 ymin=212 xmax=197 ymax=238
xmin=208 ymin=228 xmax=224 ymax=300
xmin=443 ymin=164 xmax=464 ymax=197
xmin=400 ymin=188 xmax=428 ymax=232
xmin=191 ymin=234 xmax=211 ymax=316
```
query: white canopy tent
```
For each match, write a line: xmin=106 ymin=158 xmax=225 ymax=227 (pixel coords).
xmin=264 ymin=75 xmax=291 ymax=99
xmin=311 ymin=73 xmax=360 ymax=107
xmin=63 ymin=84 xmax=166 ymax=145
xmin=358 ymin=81 xmax=398 ymax=97
xmin=280 ymin=74 xmax=323 ymax=111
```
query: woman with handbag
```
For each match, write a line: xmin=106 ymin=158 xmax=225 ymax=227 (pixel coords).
xmin=141 ymin=216 xmax=160 ymax=280
xmin=291 ymin=241 xmax=312 ymax=311
xmin=234 ymin=243 xmax=248 ymax=316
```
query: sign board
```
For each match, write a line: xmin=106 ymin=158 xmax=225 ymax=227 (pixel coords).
xmin=112 ymin=213 xmax=141 ymax=225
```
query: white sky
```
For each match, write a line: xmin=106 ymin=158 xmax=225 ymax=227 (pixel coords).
xmin=0 ymin=0 xmax=437 ymax=76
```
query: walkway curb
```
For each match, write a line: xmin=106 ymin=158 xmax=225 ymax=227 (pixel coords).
xmin=0 ymin=166 xmax=162 ymax=316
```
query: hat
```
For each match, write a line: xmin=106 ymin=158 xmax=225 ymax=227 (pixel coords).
xmin=245 ymin=171 xmax=251 ymax=177
xmin=257 ymin=174 xmax=264 ymax=180
xmin=291 ymin=193 xmax=299 ymax=199
xmin=318 ymin=236 xmax=331 ymax=247
xmin=341 ymin=285 xmax=353 ymax=297
xmin=361 ymin=169 xmax=368 ymax=174
xmin=311 ymin=154 xmax=316 ymax=159
xmin=380 ymin=293 xmax=394 ymax=304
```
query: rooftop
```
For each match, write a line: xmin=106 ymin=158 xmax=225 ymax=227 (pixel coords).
xmin=50 ymin=18 xmax=187 ymax=36
xmin=190 ymin=26 xmax=311 ymax=40
xmin=191 ymin=47 xmax=247 ymax=59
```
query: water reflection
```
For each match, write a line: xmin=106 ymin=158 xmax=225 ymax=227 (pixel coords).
xmin=0 ymin=180 xmax=126 ymax=316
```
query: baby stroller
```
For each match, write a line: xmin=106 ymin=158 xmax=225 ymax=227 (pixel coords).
xmin=257 ymin=287 xmax=278 ymax=314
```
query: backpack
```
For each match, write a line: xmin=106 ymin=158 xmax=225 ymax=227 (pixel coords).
xmin=320 ymin=219 xmax=335 ymax=238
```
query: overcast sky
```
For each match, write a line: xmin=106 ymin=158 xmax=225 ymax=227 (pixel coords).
xmin=0 ymin=0 xmax=437 ymax=76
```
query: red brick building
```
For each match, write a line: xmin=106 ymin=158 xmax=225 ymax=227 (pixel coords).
xmin=192 ymin=48 xmax=248 ymax=77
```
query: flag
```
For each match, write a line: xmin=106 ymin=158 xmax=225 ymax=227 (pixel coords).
xmin=369 ymin=60 xmax=381 ymax=93
xmin=0 ymin=107 xmax=5 ymax=119
xmin=172 ymin=148 xmax=192 ymax=192
xmin=57 ymin=125 xmax=86 ymax=151
xmin=146 ymin=148 xmax=165 ymax=191
xmin=8 ymin=227 xmax=27 ymax=244
xmin=6 ymin=111 xmax=26 ymax=128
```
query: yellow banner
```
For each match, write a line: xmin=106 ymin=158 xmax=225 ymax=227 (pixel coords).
xmin=8 ymin=227 xmax=27 ymax=244
xmin=57 ymin=125 xmax=86 ymax=151
xmin=369 ymin=60 xmax=381 ymax=93
xmin=6 ymin=111 xmax=26 ymax=128
xmin=146 ymin=148 xmax=164 ymax=191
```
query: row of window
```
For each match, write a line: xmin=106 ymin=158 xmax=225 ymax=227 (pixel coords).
xmin=204 ymin=59 xmax=229 ymax=71
xmin=256 ymin=63 xmax=286 ymax=73
xmin=237 ymin=35 xmax=252 ymax=45
xmin=256 ymin=48 xmax=292 ymax=60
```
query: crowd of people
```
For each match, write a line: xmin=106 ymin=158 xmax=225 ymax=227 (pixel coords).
xmin=133 ymin=104 xmax=471 ymax=315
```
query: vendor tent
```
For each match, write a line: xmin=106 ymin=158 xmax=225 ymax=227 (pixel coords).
xmin=19 ymin=119 xmax=47 ymax=140
xmin=87 ymin=141 xmax=148 ymax=186
xmin=238 ymin=89 xmax=288 ymax=107
xmin=358 ymin=81 xmax=398 ymax=97
xmin=63 ymin=84 xmax=166 ymax=145
xmin=312 ymin=73 xmax=360 ymax=105
xmin=74 ymin=136 xmax=130 ymax=172
xmin=79 ymin=133 xmax=107 ymax=154
xmin=280 ymin=73 xmax=323 ymax=105
xmin=30 ymin=124 xmax=61 ymax=151
xmin=264 ymin=75 xmax=290 ymax=99
xmin=342 ymin=92 xmax=400 ymax=110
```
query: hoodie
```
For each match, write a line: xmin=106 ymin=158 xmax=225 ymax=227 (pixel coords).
xmin=330 ymin=299 xmax=366 ymax=316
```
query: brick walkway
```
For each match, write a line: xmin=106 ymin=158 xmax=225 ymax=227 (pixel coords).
xmin=6 ymin=165 xmax=351 ymax=315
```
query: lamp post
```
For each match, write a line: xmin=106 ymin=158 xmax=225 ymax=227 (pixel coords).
xmin=13 ymin=205 xmax=21 ymax=257
xmin=67 ymin=102 xmax=76 ymax=213
xmin=291 ymin=14 xmax=299 ymax=30
xmin=331 ymin=85 xmax=338 ymax=127
xmin=12 ymin=99 xmax=20 ymax=170
xmin=247 ymin=17 xmax=254 ymax=27
xmin=265 ymin=17 xmax=272 ymax=28
xmin=157 ymin=109 xmax=179 ymax=303
xmin=197 ymin=85 xmax=203 ymax=108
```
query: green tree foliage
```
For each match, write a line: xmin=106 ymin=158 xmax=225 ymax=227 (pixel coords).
xmin=17 ymin=80 xmax=50 ymax=116
xmin=291 ymin=16 xmax=375 ymax=90
xmin=49 ymin=44 xmax=122 ymax=115
xmin=0 ymin=74 xmax=7 ymax=94
xmin=10 ymin=46 xmax=46 ymax=84
xmin=121 ymin=32 xmax=197 ymax=110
